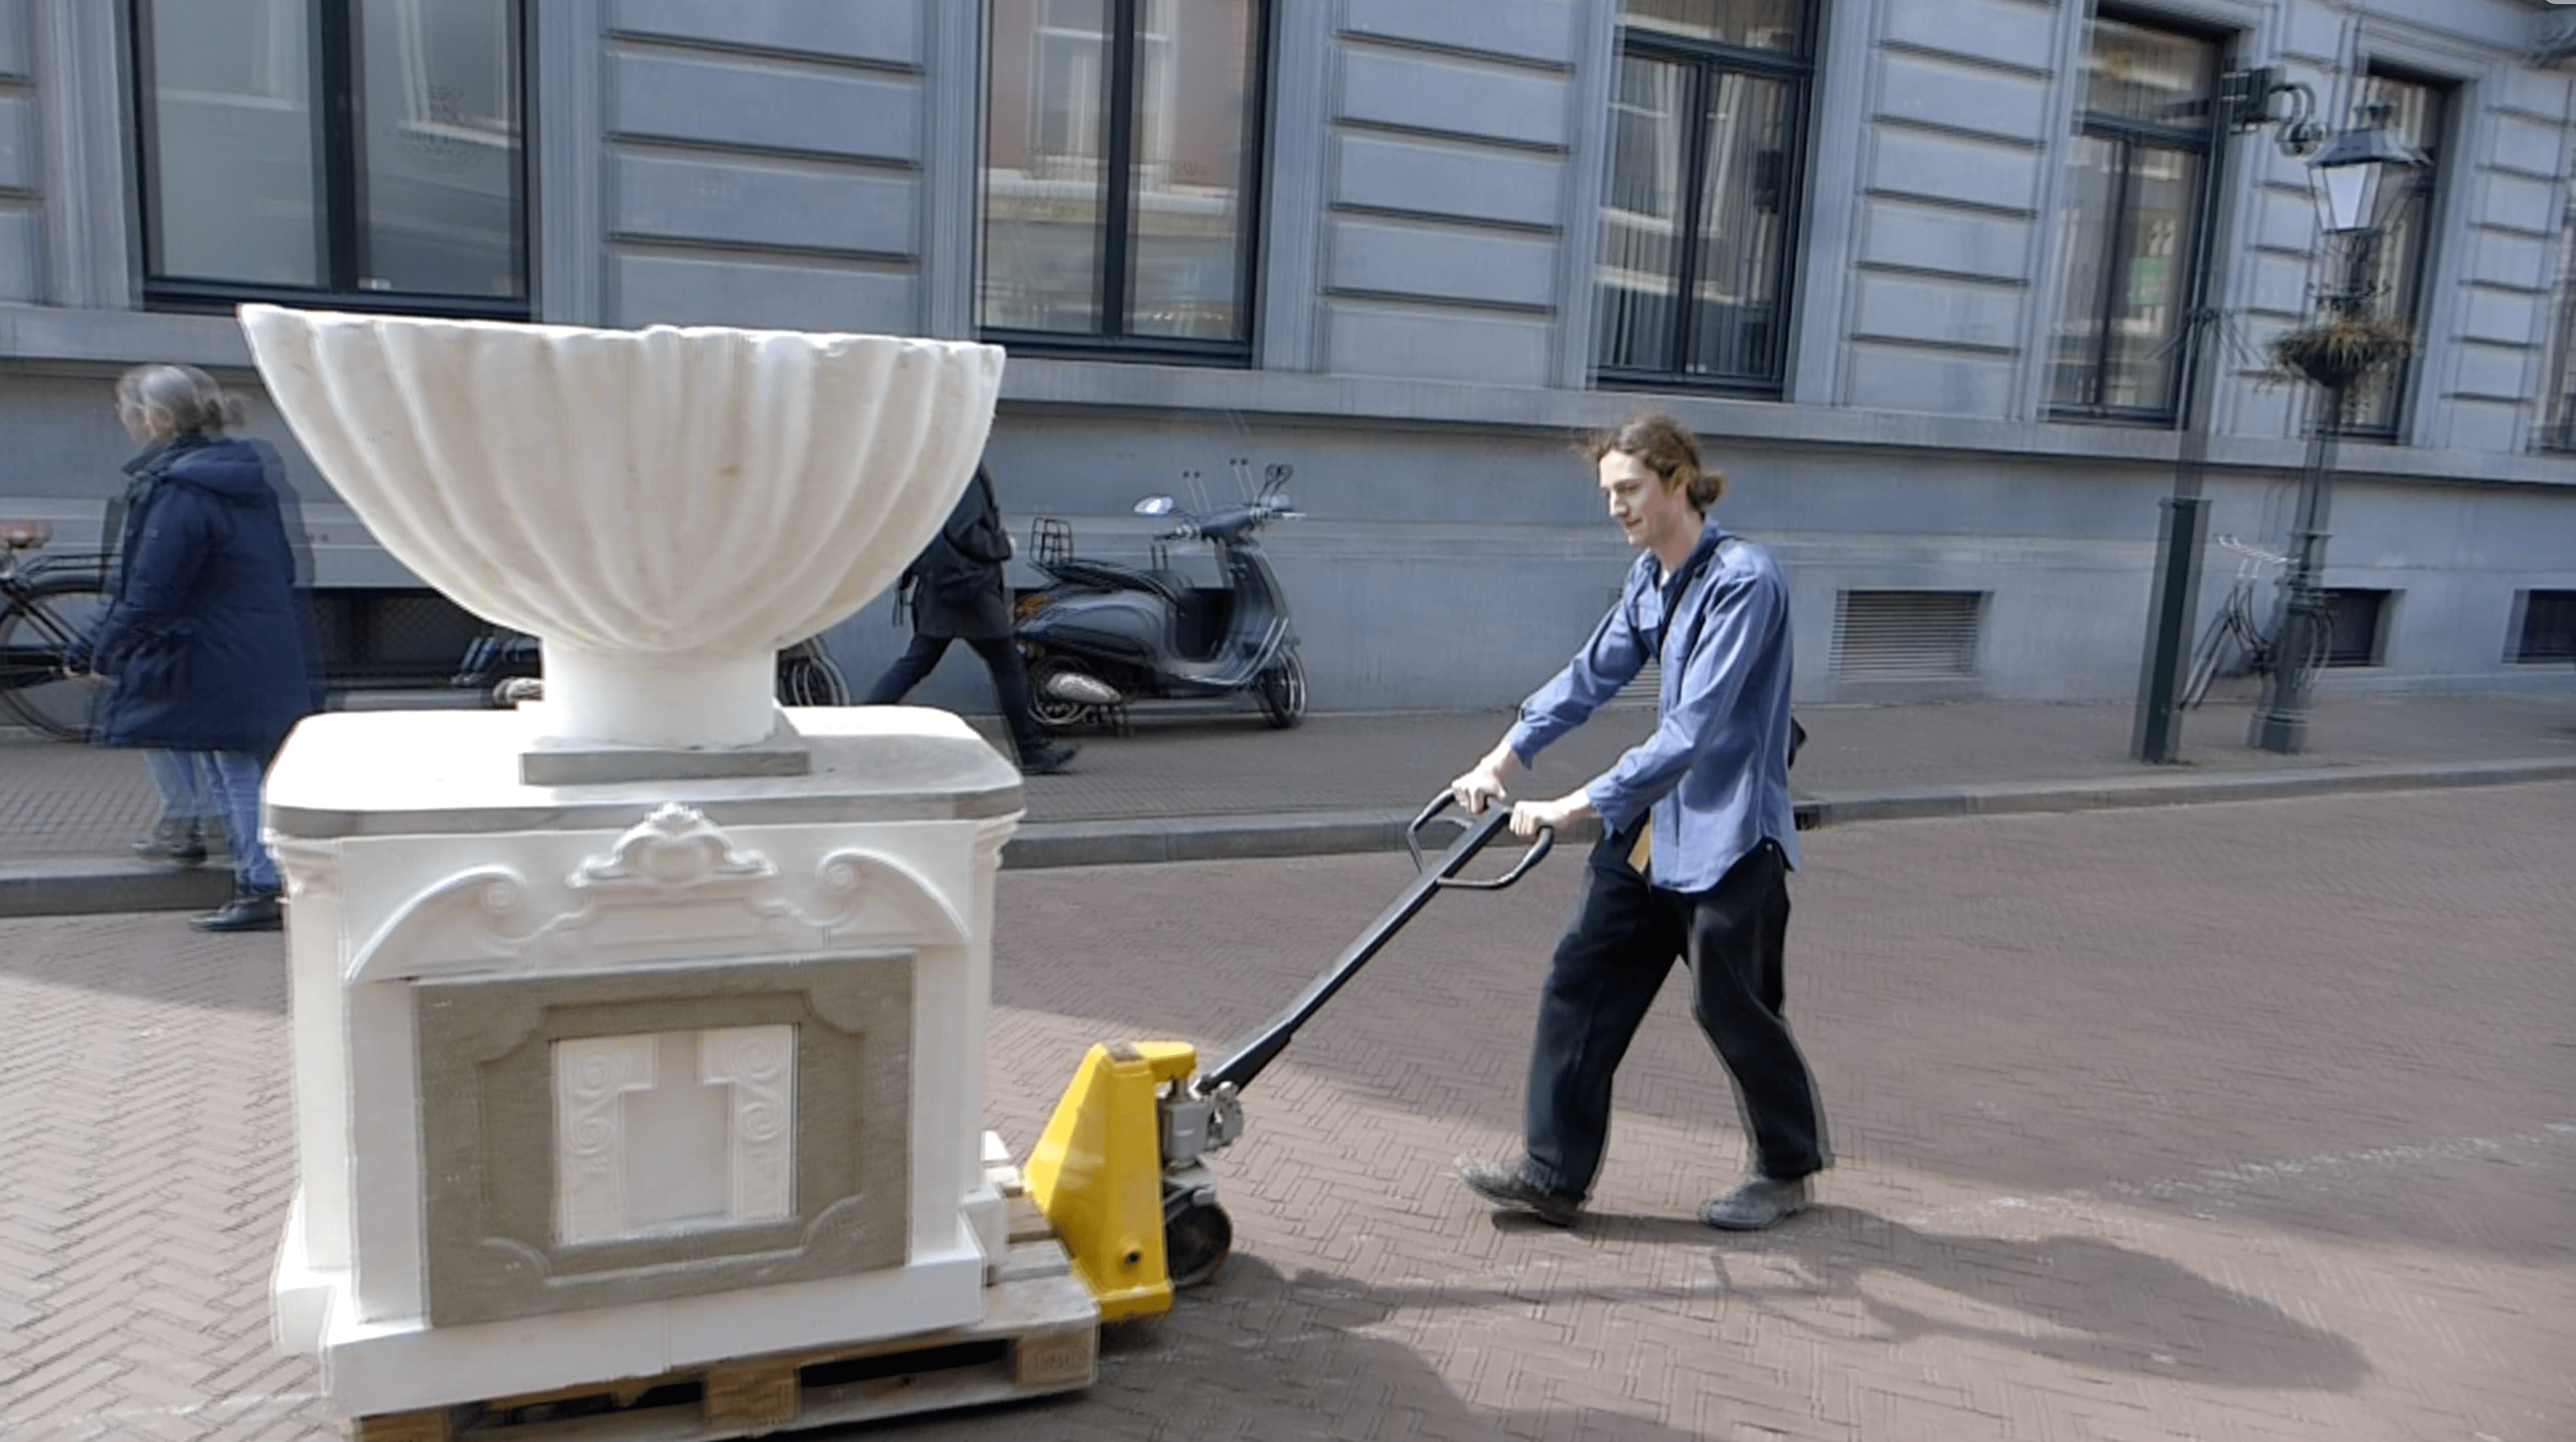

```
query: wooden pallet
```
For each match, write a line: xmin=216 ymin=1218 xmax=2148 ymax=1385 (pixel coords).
xmin=353 ymin=1184 xmax=1092 ymax=1441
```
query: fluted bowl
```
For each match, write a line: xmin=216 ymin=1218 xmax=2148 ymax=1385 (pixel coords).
xmin=239 ymin=305 xmax=1003 ymax=750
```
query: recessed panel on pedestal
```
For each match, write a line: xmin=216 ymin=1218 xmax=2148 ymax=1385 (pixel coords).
xmin=416 ymin=957 xmax=912 ymax=1327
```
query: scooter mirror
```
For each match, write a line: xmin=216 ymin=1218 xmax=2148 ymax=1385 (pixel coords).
xmin=1134 ymin=496 xmax=1176 ymax=517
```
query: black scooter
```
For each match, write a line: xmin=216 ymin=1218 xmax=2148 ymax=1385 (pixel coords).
xmin=1016 ymin=461 xmax=1305 ymax=733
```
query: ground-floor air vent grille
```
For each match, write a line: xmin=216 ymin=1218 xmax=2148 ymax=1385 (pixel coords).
xmin=1833 ymin=591 xmax=1984 ymax=681
xmin=2319 ymin=588 xmax=2392 ymax=667
xmin=2509 ymin=589 xmax=2576 ymax=663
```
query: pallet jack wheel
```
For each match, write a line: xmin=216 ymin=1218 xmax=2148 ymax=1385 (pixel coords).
xmin=1164 ymin=1199 xmax=1233 ymax=1290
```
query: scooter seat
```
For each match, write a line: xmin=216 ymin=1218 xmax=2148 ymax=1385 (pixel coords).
xmin=1050 ymin=556 xmax=1192 ymax=606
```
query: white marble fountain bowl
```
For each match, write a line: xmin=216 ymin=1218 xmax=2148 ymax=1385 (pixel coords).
xmin=238 ymin=305 xmax=1004 ymax=751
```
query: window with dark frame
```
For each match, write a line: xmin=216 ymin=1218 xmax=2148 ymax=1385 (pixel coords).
xmin=979 ymin=0 xmax=1266 ymax=363
xmin=1593 ymin=0 xmax=1813 ymax=395
xmin=2543 ymin=206 xmax=2576 ymax=452
xmin=131 ymin=0 xmax=529 ymax=318
xmin=2047 ymin=13 xmax=2219 ymax=423
xmin=2343 ymin=67 xmax=2445 ymax=440
xmin=2318 ymin=587 xmax=2391 ymax=667
xmin=2509 ymin=589 xmax=2576 ymax=664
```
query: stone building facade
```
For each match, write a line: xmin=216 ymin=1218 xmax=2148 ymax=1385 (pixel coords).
xmin=2 ymin=0 xmax=2571 ymax=712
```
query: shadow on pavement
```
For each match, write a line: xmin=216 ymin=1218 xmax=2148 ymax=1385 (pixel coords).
xmin=853 ymin=1251 xmax=1735 ymax=1441
xmin=1564 ymin=1207 xmax=2368 ymax=1393
xmin=0 ymin=913 xmax=289 ymax=1016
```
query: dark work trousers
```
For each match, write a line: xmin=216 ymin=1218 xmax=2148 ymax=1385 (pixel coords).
xmin=1519 ymin=830 xmax=1827 ymax=1201
xmin=863 ymin=633 xmax=1050 ymax=761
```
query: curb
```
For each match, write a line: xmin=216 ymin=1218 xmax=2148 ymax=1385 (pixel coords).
xmin=7 ymin=758 xmax=2572 ymax=917
xmin=0 ymin=858 xmax=235 ymax=919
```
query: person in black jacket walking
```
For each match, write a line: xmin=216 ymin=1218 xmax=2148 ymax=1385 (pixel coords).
xmin=865 ymin=464 xmax=1076 ymax=775
xmin=71 ymin=365 xmax=316 ymax=932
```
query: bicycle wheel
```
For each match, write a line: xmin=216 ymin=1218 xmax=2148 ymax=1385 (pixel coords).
xmin=0 ymin=577 xmax=110 ymax=741
xmin=775 ymin=639 xmax=850 ymax=707
xmin=2181 ymin=606 xmax=2233 ymax=708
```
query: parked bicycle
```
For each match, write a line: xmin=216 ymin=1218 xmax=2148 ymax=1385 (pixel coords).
xmin=2182 ymin=534 xmax=2332 ymax=708
xmin=452 ymin=627 xmax=852 ymax=709
xmin=0 ymin=520 xmax=111 ymax=741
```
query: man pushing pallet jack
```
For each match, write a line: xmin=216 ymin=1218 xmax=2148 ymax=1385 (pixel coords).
xmin=1028 ymin=410 xmax=1821 ymax=1315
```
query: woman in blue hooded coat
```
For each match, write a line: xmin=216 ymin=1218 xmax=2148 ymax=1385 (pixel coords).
xmin=74 ymin=365 xmax=314 ymax=932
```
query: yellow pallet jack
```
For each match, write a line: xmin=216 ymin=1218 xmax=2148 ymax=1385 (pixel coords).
xmin=1022 ymin=792 xmax=1553 ymax=1319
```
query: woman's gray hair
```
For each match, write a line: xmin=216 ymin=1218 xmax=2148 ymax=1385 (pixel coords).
xmin=116 ymin=364 xmax=245 ymax=436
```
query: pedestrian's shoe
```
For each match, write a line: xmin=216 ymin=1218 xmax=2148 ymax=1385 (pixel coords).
xmin=191 ymin=887 xmax=284 ymax=934
xmin=1699 ymin=1174 xmax=1811 ymax=1232
xmin=1020 ymin=741 xmax=1078 ymax=776
xmin=131 ymin=817 xmax=208 ymax=867
xmin=1457 ymin=1157 xmax=1581 ymax=1228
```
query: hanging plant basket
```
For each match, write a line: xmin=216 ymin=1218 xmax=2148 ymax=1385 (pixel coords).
xmin=2266 ymin=315 xmax=2414 ymax=391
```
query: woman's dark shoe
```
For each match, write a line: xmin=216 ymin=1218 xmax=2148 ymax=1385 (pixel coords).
xmin=192 ymin=888 xmax=283 ymax=933
xmin=132 ymin=817 xmax=208 ymax=867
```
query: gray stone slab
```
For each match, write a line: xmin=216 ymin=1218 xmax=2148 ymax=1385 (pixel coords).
xmin=1333 ymin=134 xmax=1563 ymax=229
xmin=0 ymin=859 xmax=234 ymax=920
xmin=1338 ymin=50 xmax=1568 ymax=149
xmin=1341 ymin=0 xmax=1575 ymax=65
xmin=2488 ymin=113 xmax=2567 ymax=179
xmin=2449 ymin=339 xmax=2538 ymax=405
xmin=1322 ymin=301 xmax=1554 ymax=387
xmin=1327 ymin=218 xmax=1557 ymax=309
xmin=2479 ymin=171 xmax=2558 ymax=238
xmin=611 ymin=51 xmax=921 ymax=163
xmin=1842 ymin=341 xmax=2018 ymax=417
xmin=1851 ymin=272 xmax=2025 ymax=351
xmin=2467 ymin=227 xmax=2551 ymax=291
xmin=1858 ymin=200 xmax=2030 ymax=283
xmin=520 ymin=726 xmax=815 ymax=785
xmin=611 ymin=152 xmax=917 ymax=258
xmin=1879 ymin=0 xmax=2057 ymax=74
xmin=1876 ymin=51 xmax=2051 ymax=144
xmin=1867 ymin=128 xmax=2039 ymax=214
xmin=608 ymin=0 xmax=923 ymax=67
xmin=611 ymin=251 xmax=918 ymax=333
xmin=2462 ymin=283 xmax=2546 ymax=345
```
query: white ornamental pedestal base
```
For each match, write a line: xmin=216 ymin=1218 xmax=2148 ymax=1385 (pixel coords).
xmin=264 ymin=707 xmax=1022 ymax=1419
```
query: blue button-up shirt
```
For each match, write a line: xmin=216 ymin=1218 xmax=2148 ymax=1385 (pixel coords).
xmin=1504 ymin=524 xmax=1799 ymax=891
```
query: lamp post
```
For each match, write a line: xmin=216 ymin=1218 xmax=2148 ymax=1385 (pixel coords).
xmin=2132 ymin=67 xmax=2323 ymax=764
xmin=2248 ymin=99 xmax=2426 ymax=753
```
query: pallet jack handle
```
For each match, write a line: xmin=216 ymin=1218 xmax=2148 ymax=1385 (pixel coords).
xmin=1193 ymin=792 xmax=1552 ymax=1098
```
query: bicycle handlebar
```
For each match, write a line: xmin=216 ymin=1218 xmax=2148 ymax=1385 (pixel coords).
xmin=2212 ymin=534 xmax=2290 ymax=568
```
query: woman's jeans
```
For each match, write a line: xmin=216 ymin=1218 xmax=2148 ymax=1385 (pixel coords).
xmin=142 ymin=748 xmax=214 ymax=823
xmin=202 ymin=750 xmax=279 ymax=892
xmin=1519 ymin=832 xmax=1828 ymax=1201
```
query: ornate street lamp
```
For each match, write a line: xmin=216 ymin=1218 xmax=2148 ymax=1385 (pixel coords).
xmin=2131 ymin=68 xmax=2318 ymax=764
xmin=2250 ymin=99 xmax=2426 ymax=754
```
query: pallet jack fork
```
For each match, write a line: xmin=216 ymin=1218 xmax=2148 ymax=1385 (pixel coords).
xmin=1022 ymin=793 xmax=1552 ymax=1318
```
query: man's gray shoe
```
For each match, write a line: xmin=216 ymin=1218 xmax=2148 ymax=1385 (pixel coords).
xmin=1699 ymin=1175 xmax=1811 ymax=1232
xmin=1457 ymin=1157 xmax=1581 ymax=1228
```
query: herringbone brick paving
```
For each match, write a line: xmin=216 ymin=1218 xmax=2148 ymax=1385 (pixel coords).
xmin=2 ymin=785 xmax=2570 ymax=1439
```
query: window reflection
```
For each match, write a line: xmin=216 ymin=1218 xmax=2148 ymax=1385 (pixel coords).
xmin=143 ymin=0 xmax=320 ymax=287
xmin=356 ymin=0 xmax=522 ymax=298
xmin=981 ymin=0 xmax=1259 ymax=351
xmin=2047 ymin=17 xmax=2214 ymax=421
xmin=1595 ymin=1 xmax=1809 ymax=391
xmin=136 ymin=0 xmax=525 ymax=310
xmin=2345 ymin=72 xmax=2444 ymax=438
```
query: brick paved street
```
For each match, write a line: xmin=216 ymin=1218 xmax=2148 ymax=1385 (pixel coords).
xmin=3 ymin=785 xmax=2570 ymax=1441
